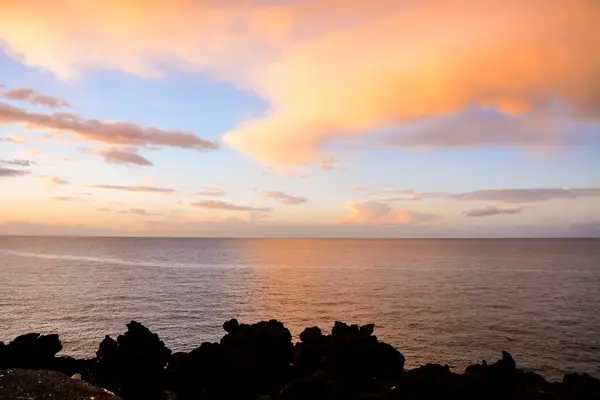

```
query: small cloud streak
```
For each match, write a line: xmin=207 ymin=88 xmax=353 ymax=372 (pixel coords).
xmin=266 ymin=191 xmax=307 ymax=205
xmin=88 ymin=147 xmax=154 ymax=166
xmin=118 ymin=208 xmax=162 ymax=216
xmin=39 ymin=176 xmax=69 ymax=187
xmin=192 ymin=200 xmax=272 ymax=212
xmin=0 ymin=101 xmax=219 ymax=151
xmin=0 ymin=158 xmax=35 ymax=167
xmin=463 ymin=206 xmax=522 ymax=218
xmin=88 ymin=185 xmax=175 ymax=193
xmin=319 ymin=157 xmax=338 ymax=171
xmin=51 ymin=196 xmax=83 ymax=202
xmin=194 ymin=187 xmax=226 ymax=197
xmin=2 ymin=87 xmax=71 ymax=108
xmin=0 ymin=167 xmax=29 ymax=177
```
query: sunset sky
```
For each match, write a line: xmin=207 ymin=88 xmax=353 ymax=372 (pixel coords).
xmin=0 ymin=0 xmax=599 ymax=237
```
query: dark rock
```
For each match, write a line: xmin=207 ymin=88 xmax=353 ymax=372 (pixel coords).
xmin=562 ymin=373 xmax=600 ymax=400
xmin=4 ymin=320 xmax=600 ymax=400
xmin=359 ymin=324 xmax=375 ymax=336
xmin=223 ymin=318 xmax=240 ymax=335
xmin=92 ymin=321 xmax=172 ymax=399
xmin=500 ymin=350 xmax=517 ymax=372
xmin=51 ymin=356 xmax=93 ymax=379
xmin=326 ymin=321 xmax=404 ymax=390
xmin=0 ymin=333 xmax=62 ymax=369
xmin=293 ymin=327 xmax=327 ymax=375
xmin=299 ymin=326 xmax=323 ymax=343
xmin=219 ymin=319 xmax=293 ymax=398
xmin=280 ymin=372 xmax=328 ymax=400
xmin=168 ymin=342 xmax=225 ymax=399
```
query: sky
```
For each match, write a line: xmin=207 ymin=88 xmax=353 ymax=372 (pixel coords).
xmin=0 ymin=0 xmax=599 ymax=238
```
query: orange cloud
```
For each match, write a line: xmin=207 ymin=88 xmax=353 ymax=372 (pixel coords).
xmin=1 ymin=1 xmax=598 ymax=164
xmin=342 ymin=201 xmax=411 ymax=224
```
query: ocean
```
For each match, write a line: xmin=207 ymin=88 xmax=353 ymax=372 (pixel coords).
xmin=1 ymin=237 xmax=599 ymax=380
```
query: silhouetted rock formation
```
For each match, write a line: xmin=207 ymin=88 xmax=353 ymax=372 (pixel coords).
xmin=170 ymin=319 xmax=293 ymax=399
xmin=2 ymin=319 xmax=600 ymax=400
xmin=92 ymin=321 xmax=172 ymax=399
xmin=0 ymin=333 xmax=62 ymax=370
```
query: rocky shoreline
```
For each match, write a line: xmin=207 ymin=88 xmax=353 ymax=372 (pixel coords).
xmin=1 ymin=320 xmax=599 ymax=399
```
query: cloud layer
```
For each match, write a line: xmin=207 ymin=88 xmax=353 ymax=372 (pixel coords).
xmin=381 ymin=188 xmax=600 ymax=203
xmin=0 ymin=101 xmax=219 ymax=151
xmin=192 ymin=200 xmax=272 ymax=212
xmin=463 ymin=206 xmax=522 ymax=218
xmin=88 ymin=185 xmax=175 ymax=193
xmin=0 ymin=167 xmax=29 ymax=177
xmin=89 ymin=148 xmax=154 ymax=166
xmin=266 ymin=191 xmax=307 ymax=205
xmin=2 ymin=87 xmax=70 ymax=108
xmin=0 ymin=158 xmax=35 ymax=167
xmin=194 ymin=188 xmax=226 ymax=197
xmin=0 ymin=1 xmax=597 ymax=164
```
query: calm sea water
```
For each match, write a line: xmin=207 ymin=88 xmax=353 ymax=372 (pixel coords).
xmin=1 ymin=237 xmax=599 ymax=380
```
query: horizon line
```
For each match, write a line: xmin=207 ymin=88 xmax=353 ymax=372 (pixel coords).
xmin=0 ymin=235 xmax=598 ymax=240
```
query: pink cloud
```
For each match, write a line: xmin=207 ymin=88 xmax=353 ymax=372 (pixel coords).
xmin=0 ymin=101 xmax=219 ymax=150
xmin=87 ymin=147 xmax=154 ymax=166
xmin=2 ymin=87 xmax=70 ymax=108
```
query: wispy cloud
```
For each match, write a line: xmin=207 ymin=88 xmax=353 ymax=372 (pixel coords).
xmin=194 ymin=187 xmax=225 ymax=197
xmin=88 ymin=185 xmax=175 ymax=193
xmin=87 ymin=147 xmax=154 ymax=166
xmin=449 ymin=188 xmax=600 ymax=203
xmin=0 ymin=167 xmax=29 ymax=177
xmin=51 ymin=196 xmax=83 ymax=202
xmin=266 ymin=191 xmax=307 ymax=205
xmin=353 ymin=187 xmax=369 ymax=192
xmin=381 ymin=188 xmax=600 ymax=203
xmin=0 ymin=158 xmax=35 ymax=167
xmin=319 ymin=157 xmax=338 ymax=171
xmin=2 ymin=87 xmax=70 ymax=108
xmin=39 ymin=176 xmax=69 ymax=187
xmin=463 ymin=206 xmax=522 ymax=218
xmin=0 ymin=101 xmax=219 ymax=151
xmin=118 ymin=208 xmax=162 ymax=216
xmin=192 ymin=200 xmax=272 ymax=212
